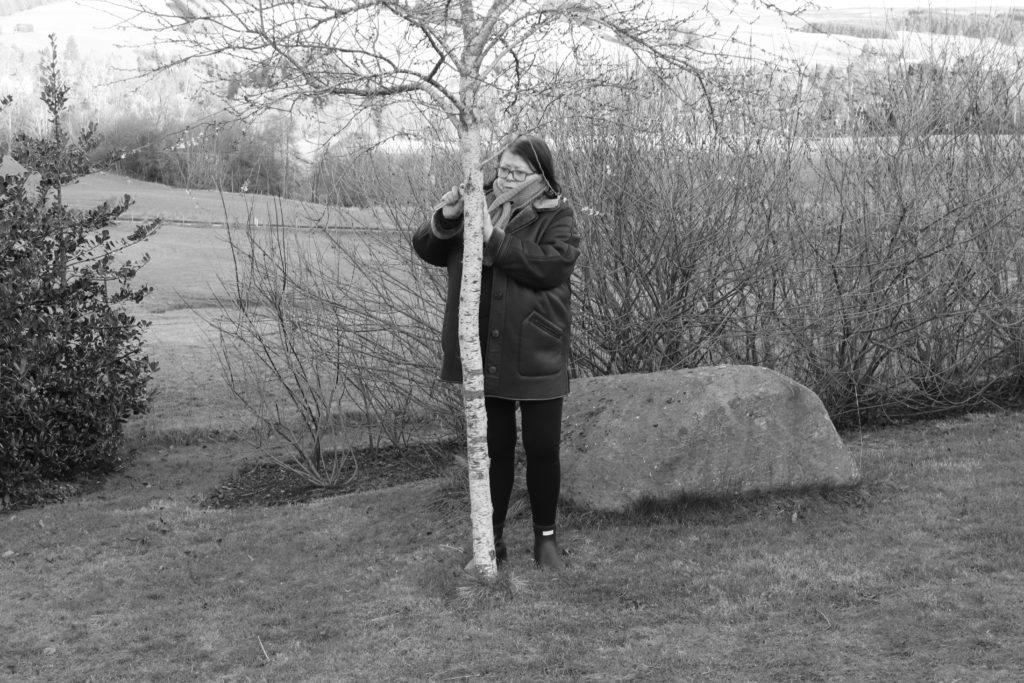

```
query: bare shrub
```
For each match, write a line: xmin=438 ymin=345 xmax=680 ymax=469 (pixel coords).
xmin=547 ymin=51 xmax=1024 ymax=427
xmin=213 ymin=221 xmax=358 ymax=487
xmin=211 ymin=147 xmax=463 ymax=487
xmin=213 ymin=35 xmax=1024 ymax=452
xmin=316 ymin=142 xmax=466 ymax=443
xmin=549 ymin=86 xmax=741 ymax=375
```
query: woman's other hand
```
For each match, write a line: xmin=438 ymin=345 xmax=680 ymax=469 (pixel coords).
xmin=440 ymin=184 xmax=464 ymax=219
xmin=482 ymin=205 xmax=494 ymax=243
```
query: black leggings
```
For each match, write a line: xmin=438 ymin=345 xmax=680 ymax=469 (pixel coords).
xmin=485 ymin=396 xmax=564 ymax=530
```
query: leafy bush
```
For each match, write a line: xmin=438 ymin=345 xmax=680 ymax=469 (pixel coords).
xmin=0 ymin=37 xmax=159 ymax=508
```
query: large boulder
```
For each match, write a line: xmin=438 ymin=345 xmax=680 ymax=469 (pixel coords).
xmin=561 ymin=365 xmax=859 ymax=511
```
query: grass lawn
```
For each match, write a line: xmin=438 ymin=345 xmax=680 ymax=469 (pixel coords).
xmin=2 ymin=174 xmax=1022 ymax=681
xmin=61 ymin=172 xmax=393 ymax=230
xmin=2 ymin=411 xmax=1023 ymax=681
xmin=59 ymin=173 xmax=393 ymax=444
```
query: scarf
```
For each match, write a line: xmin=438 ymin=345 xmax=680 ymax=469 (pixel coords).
xmin=487 ymin=175 xmax=550 ymax=235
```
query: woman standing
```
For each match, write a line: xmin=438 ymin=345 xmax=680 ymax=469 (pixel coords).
xmin=412 ymin=134 xmax=581 ymax=570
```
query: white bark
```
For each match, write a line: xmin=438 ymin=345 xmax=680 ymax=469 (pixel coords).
xmin=457 ymin=123 xmax=497 ymax=577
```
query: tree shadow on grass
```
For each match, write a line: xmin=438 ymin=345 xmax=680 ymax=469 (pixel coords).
xmin=563 ymin=483 xmax=872 ymax=529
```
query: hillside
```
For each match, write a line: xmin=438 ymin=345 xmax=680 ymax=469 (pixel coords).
xmin=0 ymin=0 xmax=165 ymax=54
xmin=0 ymin=0 xmax=61 ymax=17
xmin=1 ymin=0 xmax=1022 ymax=69
xmin=62 ymin=172 xmax=394 ymax=230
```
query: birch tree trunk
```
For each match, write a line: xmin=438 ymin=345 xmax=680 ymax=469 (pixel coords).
xmin=457 ymin=122 xmax=497 ymax=577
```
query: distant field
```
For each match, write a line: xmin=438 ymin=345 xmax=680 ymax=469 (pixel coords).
xmin=58 ymin=173 xmax=400 ymax=443
xmin=62 ymin=171 xmax=396 ymax=230
xmin=60 ymin=172 xmax=395 ymax=313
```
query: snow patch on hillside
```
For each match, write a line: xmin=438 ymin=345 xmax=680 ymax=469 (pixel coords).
xmin=0 ymin=0 xmax=165 ymax=52
xmin=1 ymin=0 xmax=1022 ymax=69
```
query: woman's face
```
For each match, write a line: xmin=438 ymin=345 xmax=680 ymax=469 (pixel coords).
xmin=494 ymin=151 xmax=537 ymax=194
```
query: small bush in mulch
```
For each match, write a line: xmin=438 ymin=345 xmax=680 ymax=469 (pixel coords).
xmin=202 ymin=439 xmax=463 ymax=509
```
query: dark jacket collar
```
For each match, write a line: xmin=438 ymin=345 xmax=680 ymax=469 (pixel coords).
xmin=506 ymin=196 xmax=566 ymax=233
xmin=533 ymin=196 xmax=563 ymax=211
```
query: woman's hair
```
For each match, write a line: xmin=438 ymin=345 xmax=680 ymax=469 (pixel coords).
xmin=503 ymin=134 xmax=561 ymax=197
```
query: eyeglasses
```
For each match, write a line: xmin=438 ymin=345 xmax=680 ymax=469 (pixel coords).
xmin=496 ymin=165 xmax=535 ymax=182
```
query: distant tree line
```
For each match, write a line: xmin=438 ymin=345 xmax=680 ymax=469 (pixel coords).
xmin=708 ymin=50 xmax=1024 ymax=139
xmin=3 ymin=27 xmax=1023 ymax=210
xmin=801 ymin=8 xmax=1024 ymax=47
xmin=92 ymin=54 xmax=1024 ymax=201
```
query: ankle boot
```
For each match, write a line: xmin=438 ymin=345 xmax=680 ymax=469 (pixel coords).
xmin=533 ymin=525 xmax=565 ymax=571
xmin=494 ymin=524 xmax=508 ymax=565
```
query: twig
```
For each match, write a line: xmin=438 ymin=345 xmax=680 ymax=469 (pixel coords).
xmin=257 ymin=635 xmax=271 ymax=663
xmin=816 ymin=608 xmax=833 ymax=631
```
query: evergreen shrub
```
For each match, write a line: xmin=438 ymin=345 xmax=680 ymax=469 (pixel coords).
xmin=0 ymin=37 xmax=159 ymax=508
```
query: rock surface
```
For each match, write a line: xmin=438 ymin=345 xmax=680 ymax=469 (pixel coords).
xmin=561 ymin=365 xmax=859 ymax=511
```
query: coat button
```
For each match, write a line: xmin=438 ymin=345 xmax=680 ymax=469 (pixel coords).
xmin=491 ymin=329 xmax=500 ymax=338
xmin=495 ymin=291 xmax=504 ymax=299
xmin=488 ymin=366 xmax=497 ymax=374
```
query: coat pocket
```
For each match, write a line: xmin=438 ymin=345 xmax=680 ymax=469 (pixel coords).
xmin=519 ymin=311 xmax=564 ymax=377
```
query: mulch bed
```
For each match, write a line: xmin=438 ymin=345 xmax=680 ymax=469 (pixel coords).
xmin=202 ymin=439 xmax=463 ymax=509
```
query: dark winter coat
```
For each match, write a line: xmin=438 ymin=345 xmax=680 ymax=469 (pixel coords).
xmin=412 ymin=196 xmax=581 ymax=400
